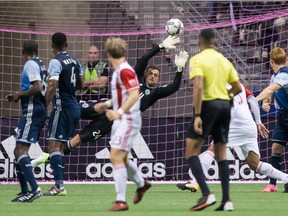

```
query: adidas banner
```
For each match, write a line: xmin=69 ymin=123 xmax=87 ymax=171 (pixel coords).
xmin=0 ymin=117 xmax=272 ymax=181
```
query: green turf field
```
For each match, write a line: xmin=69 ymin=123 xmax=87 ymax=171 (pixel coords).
xmin=1 ymin=183 xmax=287 ymax=216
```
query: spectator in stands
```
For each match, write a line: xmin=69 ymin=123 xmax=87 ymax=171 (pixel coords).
xmin=82 ymin=45 xmax=109 ymax=101
xmin=247 ymin=18 xmax=280 ymax=68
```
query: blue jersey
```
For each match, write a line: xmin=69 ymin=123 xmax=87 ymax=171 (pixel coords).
xmin=48 ymin=51 xmax=83 ymax=109
xmin=271 ymin=66 xmax=288 ymax=111
xmin=20 ymin=57 xmax=47 ymax=116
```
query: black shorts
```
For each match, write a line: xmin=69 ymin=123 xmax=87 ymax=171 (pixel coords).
xmin=80 ymin=101 xmax=103 ymax=120
xmin=187 ymin=99 xmax=231 ymax=143
xmin=79 ymin=114 xmax=113 ymax=143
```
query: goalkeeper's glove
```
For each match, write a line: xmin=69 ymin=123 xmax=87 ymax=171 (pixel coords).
xmin=175 ymin=51 xmax=189 ymax=72
xmin=159 ymin=35 xmax=180 ymax=50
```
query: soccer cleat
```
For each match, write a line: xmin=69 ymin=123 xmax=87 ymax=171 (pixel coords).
xmin=108 ymin=201 xmax=129 ymax=211
xmin=176 ymin=182 xmax=199 ymax=192
xmin=31 ymin=152 xmax=50 ymax=168
xmin=20 ymin=188 xmax=42 ymax=202
xmin=43 ymin=186 xmax=67 ymax=196
xmin=11 ymin=192 xmax=29 ymax=202
xmin=284 ymin=183 xmax=288 ymax=193
xmin=133 ymin=181 xmax=151 ymax=204
xmin=190 ymin=193 xmax=216 ymax=211
xmin=262 ymin=183 xmax=278 ymax=192
xmin=215 ymin=201 xmax=234 ymax=211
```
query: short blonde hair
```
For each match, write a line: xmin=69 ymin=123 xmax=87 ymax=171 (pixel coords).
xmin=270 ymin=47 xmax=287 ymax=65
xmin=105 ymin=37 xmax=127 ymax=58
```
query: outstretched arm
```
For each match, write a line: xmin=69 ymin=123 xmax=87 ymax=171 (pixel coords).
xmin=154 ymin=51 xmax=188 ymax=99
xmin=134 ymin=36 xmax=180 ymax=81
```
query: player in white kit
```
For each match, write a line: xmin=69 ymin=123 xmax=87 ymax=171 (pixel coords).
xmin=178 ymin=84 xmax=288 ymax=191
xmin=95 ymin=37 xmax=150 ymax=211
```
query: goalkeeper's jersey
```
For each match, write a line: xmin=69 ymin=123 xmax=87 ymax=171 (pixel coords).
xmin=134 ymin=46 xmax=183 ymax=112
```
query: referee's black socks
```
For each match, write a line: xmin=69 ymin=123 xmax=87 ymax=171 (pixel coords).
xmin=218 ymin=160 xmax=230 ymax=203
xmin=187 ymin=156 xmax=210 ymax=196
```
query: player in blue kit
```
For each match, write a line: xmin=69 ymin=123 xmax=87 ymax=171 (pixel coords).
xmin=256 ymin=47 xmax=288 ymax=193
xmin=44 ymin=32 xmax=84 ymax=196
xmin=6 ymin=40 xmax=47 ymax=202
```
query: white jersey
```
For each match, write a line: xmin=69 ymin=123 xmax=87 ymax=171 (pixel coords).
xmin=111 ymin=61 xmax=140 ymax=114
xmin=110 ymin=61 xmax=141 ymax=151
xmin=228 ymin=84 xmax=257 ymax=146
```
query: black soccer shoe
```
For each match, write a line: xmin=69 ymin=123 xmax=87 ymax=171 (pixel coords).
xmin=19 ymin=189 xmax=42 ymax=202
xmin=11 ymin=192 xmax=28 ymax=202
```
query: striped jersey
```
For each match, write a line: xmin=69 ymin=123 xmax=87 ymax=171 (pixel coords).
xmin=111 ymin=61 xmax=140 ymax=113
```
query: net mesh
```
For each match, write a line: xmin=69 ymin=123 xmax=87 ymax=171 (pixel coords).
xmin=1 ymin=1 xmax=288 ymax=182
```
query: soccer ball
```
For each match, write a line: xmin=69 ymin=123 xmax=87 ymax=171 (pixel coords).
xmin=165 ymin=18 xmax=184 ymax=36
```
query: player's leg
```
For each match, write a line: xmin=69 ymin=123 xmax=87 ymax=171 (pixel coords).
xmin=126 ymin=133 xmax=151 ymax=204
xmin=108 ymin=148 xmax=129 ymax=211
xmin=44 ymin=108 xmax=79 ymax=196
xmin=177 ymin=144 xmax=215 ymax=192
xmin=213 ymin=142 xmax=233 ymax=211
xmin=31 ymin=152 xmax=50 ymax=168
xmin=212 ymin=100 xmax=233 ymax=211
xmin=186 ymin=101 xmax=218 ymax=211
xmin=12 ymin=117 xmax=44 ymax=202
xmin=13 ymin=143 xmax=42 ymax=202
xmin=245 ymin=151 xmax=288 ymax=189
xmin=262 ymin=117 xmax=288 ymax=192
xmin=186 ymin=137 xmax=216 ymax=211
xmin=64 ymin=114 xmax=113 ymax=154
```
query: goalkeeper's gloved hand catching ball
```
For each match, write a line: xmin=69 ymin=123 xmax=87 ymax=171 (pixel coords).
xmin=175 ymin=51 xmax=189 ymax=72
xmin=159 ymin=35 xmax=180 ymax=50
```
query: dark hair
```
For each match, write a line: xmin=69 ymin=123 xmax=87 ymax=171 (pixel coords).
xmin=23 ymin=40 xmax=38 ymax=56
xmin=52 ymin=32 xmax=67 ymax=49
xmin=145 ymin=65 xmax=160 ymax=75
xmin=199 ymin=28 xmax=215 ymax=44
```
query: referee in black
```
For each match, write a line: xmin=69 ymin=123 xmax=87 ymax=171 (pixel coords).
xmin=187 ymin=29 xmax=242 ymax=211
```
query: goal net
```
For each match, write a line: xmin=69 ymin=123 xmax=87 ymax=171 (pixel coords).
xmin=1 ymin=1 xmax=288 ymax=182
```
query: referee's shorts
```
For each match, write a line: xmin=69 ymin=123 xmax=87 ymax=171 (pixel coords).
xmin=187 ymin=99 xmax=231 ymax=144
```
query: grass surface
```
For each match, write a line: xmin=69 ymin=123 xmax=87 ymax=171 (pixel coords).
xmin=1 ymin=183 xmax=287 ymax=216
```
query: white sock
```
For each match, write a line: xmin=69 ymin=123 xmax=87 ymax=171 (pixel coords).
xmin=126 ymin=160 xmax=144 ymax=188
xmin=113 ymin=164 xmax=127 ymax=202
xmin=190 ymin=150 xmax=215 ymax=183
xmin=257 ymin=161 xmax=288 ymax=183
xmin=199 ymin=150 xmax=215 ymax=173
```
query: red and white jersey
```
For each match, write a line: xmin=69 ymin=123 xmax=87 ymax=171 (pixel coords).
xmin=228 ymin=84 xmax=257 ymax=144
xmin=111 ymin=61 xmax=140 ymax=114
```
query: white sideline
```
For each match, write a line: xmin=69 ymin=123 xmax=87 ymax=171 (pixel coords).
xmin=0 ymin=180 xmax=276 ymax=185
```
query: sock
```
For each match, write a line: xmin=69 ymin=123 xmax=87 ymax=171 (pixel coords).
xmin=257 ymin=161 xmax=288 ymax=183
xmin=113 ymin=164 xmax=127 ymax=202
xmin=199 ymin=150 xmax=215 ymax=175
xmin=190 ymin=151 xmax=215 ymax=183
xmin=270 ymin=153 xmax=281 ymax=185
xmin=50 ymin=151 xmax=64 ymax=189
xmin=18 ymin=155 xmax=38 ymax=191
xmin=218 ymin=160 xmax=230 ymax=203
xmin=15 ymin=162 xmax=28 ymax=193
xmin=126 ymin=160 xmax=144 ymax=188
xmin=187 ymin=156 xmax=210 ymax=196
